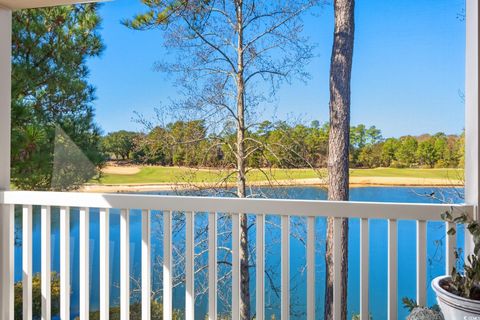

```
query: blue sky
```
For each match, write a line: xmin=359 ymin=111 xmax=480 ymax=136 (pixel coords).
xmin=87 ymin=0 xmax=466 ymax=138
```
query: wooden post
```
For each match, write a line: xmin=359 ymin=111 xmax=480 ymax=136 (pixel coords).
xmin=0 ymin=6 xmax=13 ymax=320
xmin=465 ymin=0 xmax=479 ymax=259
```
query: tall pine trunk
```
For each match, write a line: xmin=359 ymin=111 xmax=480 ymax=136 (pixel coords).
xmin=234 ymin=1 xmax=251 ymax=319
xmin=324 ymin=0 xmax=355 ymax=319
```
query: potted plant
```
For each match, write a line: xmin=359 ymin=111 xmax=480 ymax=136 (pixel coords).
xmin=431 ymin=210 xmax=480 ymax=319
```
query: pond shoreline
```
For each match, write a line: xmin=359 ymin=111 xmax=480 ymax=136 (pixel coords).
xmin=81 ymin=176 xmax=463 ymax=193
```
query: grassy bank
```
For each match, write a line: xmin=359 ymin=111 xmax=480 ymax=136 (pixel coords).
xmin=95 ymin=166 xmax=464 ymax=185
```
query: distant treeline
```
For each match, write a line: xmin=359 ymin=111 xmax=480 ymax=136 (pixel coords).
xmin=101 ymin=120 xmax=464 ymax=169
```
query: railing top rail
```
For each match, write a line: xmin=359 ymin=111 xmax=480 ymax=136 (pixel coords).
xmin=0 ymin=191 xmax=473 ymax=221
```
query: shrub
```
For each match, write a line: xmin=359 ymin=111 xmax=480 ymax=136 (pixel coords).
xmin=14 ymin=273 xmax=60 ymax=319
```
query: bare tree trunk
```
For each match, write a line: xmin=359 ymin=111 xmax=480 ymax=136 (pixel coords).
xmin=324 ymin=0 xmax=355 ymax=320
xmin=234 ymin=1 xmax=251 ymax=319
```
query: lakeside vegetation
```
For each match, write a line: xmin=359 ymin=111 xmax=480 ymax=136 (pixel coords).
xmin=102 ymin=121 xmax=464 ymax=172
xmin=96 ymin=166 xmax=463 ymax=185
xmin=99 ymin=120 xmax=464 ymax=186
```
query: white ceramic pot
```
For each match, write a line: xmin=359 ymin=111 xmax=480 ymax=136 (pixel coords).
xmin=432 ymin=275 xmax=480 ymax=320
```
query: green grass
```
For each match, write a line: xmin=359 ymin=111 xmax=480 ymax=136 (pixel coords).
xmin=99 ymin=166 xmax=219 ymax=184
xmin=350 ymin=167 xmax=463 ymax=179
xmin=95 ymin=166 xmax=464 ymax=185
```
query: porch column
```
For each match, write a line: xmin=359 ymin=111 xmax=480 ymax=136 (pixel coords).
xmin=465 ymin=0 xmax=479 ymax=258
xmin=0 ymin=6 xmax=13 ymax=320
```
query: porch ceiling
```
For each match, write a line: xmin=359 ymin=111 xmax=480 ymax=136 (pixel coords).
xmin=0 ymin=0 xmax=103 ymax=10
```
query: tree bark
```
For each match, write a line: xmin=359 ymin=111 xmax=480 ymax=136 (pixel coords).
xmin=234 ymin=1 xmax=251 ymax=319
xmin=325 ymin=0 xmax=355 ymax=320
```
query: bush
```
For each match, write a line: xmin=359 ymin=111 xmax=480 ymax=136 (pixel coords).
xmin=14 ymin=273 xmax=60 ymax=319
xmin=14 ymin=274 xmax=184 ymax=320
xmin=82 ymin=301 xmax=182 ymax=319
xmin=389 ymin=160 xmax=406 ymax=168
xmin=434 ymin=159 xmax=448 ymax=168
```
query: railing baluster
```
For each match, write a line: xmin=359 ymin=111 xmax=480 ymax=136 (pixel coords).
xmin=163 ymin=211 xmax=173 ymax=320
xmin=208 ymin=212 xmax=217 ymax=320
xmin=120 ymin=209 xmax=130 ymax=320
xmin=100 ymin=208 xmax=110 ymax=320
xmin=360 ymin=218 xmax=369 ymax=320
xmin=41 ymin=206 xmax=51 ymax=320
xmin=416 ymin=220 xmax=426 ymax=306
xmin=80 ymin=207 xmax=90 ymax=319
xmin=256 ymin=214 xmax=265 ymax=320
xmin=142 ymin=209 xmax=151 ymax=320
xmin=23 ymin=205 xmax=32 ymax=320
xmin=232 ymin=213 xmax=241 ymax=319
xmin=186 ymin=211 xmax=195 ymax=320
xmin=388 ymin=219 xmax=398 ymax=320
xmin=446 ymin=221 xmax=456 ymax=275
xmin=281 ymin=215 xmax=290 ymax=320
xmin=60 ymin=207 xmax=70 ymax=320
xmin=307 ymin=216 xmax=315 ymax=320
xmin=333 ymin=217 xmax=342 ymax=320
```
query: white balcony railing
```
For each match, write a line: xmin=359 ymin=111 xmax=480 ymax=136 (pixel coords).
xmin=0 ymin=190 xmax=474 ymax=320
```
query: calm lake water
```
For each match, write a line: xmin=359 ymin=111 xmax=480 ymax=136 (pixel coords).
xmin=15 ymin=186 xmax=465 ymax=319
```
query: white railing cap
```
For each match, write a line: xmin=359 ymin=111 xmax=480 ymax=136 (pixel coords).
xmin=0 ymin=190 xmax=473 ymax=221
